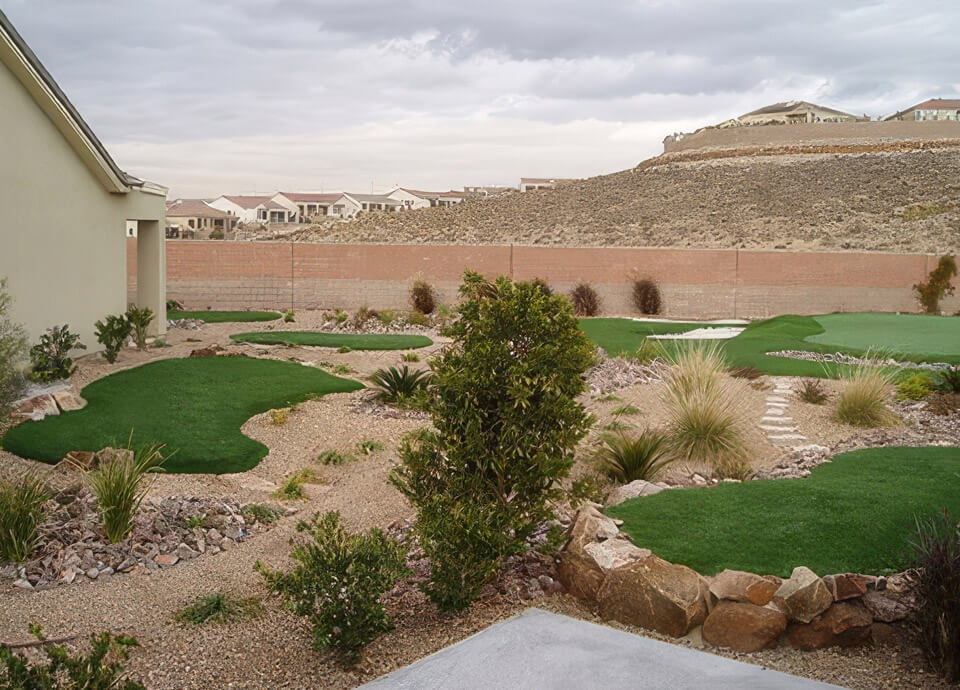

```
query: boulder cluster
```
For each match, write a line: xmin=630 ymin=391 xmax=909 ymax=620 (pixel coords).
xmin=558 ymin=503 xmax=916 ymax=653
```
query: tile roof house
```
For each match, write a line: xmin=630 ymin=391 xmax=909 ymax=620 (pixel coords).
xmin=208 ymin=195 xmax=298 ymax=224
xmin=885 ymin=98 xmax=960 ymax=122
xmin=165 ymin=199 xmax=235 ymax=238
xmin=272 ymin=192 xmax=343 ymax=221
xmin=737 ymin=100 xmax=866 ymax=125
xmin=0 ymin=9 xmax=168 ymax=348
xmin=333 ymin=193 xmax=404 ymax=217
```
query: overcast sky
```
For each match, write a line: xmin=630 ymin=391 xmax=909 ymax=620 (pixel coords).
xmin=5 ymin=1 xmax=959 ymax=198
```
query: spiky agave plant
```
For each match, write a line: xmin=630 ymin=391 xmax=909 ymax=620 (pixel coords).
xmin=595 ymin=430 xmax=673 ymax=483
xmin=368 ymin=365 xmax=432 ymax=406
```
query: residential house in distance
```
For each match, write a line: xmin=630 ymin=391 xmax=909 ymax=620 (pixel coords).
xmin=463 ymin=185 xmax=515 ymax=197
xmin=334 ymin=193 xmax=404 ymax=217
xmin=208 ymin=194 xmax=298 ymax=224
xmin=519 ymin=177 xmax=575 ymax=192
xmin=737 ymin=100 xmax=866 ymax=125
xmin=387 ymin=188 xmax=467 ymax=209
xmin=272 ymin=192 xmax=343 ymax=221
xmin=165 ymin=199 xmax=235 ymax=238
xmin=0 ymin=9 xmax=166 ymax=348
xmin=885 ymin=98 xmax=960 ymax=121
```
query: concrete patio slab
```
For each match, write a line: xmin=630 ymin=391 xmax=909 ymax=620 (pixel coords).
xmin=363 ymin=609 xmax=842 ymax=689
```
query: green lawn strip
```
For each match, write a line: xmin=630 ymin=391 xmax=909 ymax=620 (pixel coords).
xmin=607 ymin=446 xmax=960 ymax=577
xmin=807 ymin=313 xmax=960 ymax=363
xmin=230 ymin=331 xmax=433 ymax=350
xmin=169 ymin=310 xmax=281 ymax=323
xmin=578 ymin=318 xmax=710 ymax=355
xmin=1 ymin=357 xmax=362 ymax=474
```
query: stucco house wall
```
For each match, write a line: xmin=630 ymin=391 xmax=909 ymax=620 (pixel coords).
xmin=0 ymin=11 xmax=166 ymax=351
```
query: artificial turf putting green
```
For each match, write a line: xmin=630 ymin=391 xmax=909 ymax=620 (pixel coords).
xmin=168 ymin=310 xmax=281 ymax=323
xmin=1 ymin=357 xmax=362 ymax=474
xmin=607 ymin=446 xmax=960 ymax=577
xmin=230 ymin=331 xmax=433 ymax=350
xmin=806 ymin=313 xmax=960 ymax=360
xmin=578 ymin=318 xmax=712 ymax=355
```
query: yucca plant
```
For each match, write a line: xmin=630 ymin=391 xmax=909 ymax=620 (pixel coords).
xmin=124 ymin=305 xmax=154 ymax=350
xmin=834 ymin=359 xmax=897 ymax=427
xmin=369 ymin=365 xmax=432 ymax=406
xmin=596 ymin=430 xmax=672 ymax=483
xmin=0 ymin=472 xmax=50 ymax=564
xmin=86 ymin=441 xmax=165 ymax=543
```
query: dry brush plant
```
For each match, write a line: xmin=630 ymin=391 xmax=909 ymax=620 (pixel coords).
xmin=569 ymin=282 xmax=601 ymax=316
xmin=632 ymin=277 xmax=662 ymax=315
xmin=833 ymin=355 xmax=897 ymax=427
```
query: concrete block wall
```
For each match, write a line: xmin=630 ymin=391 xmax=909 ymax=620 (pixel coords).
xmin=128 ymin=239 xmax=958 ymax=319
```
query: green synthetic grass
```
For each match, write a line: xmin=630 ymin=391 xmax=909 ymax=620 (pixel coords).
xmin=1 ymin=357 xmax=362 ymax=474
xmin=229 ymin=331 xmax=433 ymax=350
xmin=608 ymin=446 xmax=960 ymax=577
xmin=578 ymin=318 xmax=708 ymax=355
xmin=807 ymin=313 xmax=960 ymax=360
xmin=168 ymin=310 xmax=281 ymax=323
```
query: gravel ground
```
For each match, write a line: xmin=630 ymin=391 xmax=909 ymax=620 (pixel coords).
xmin=1 ymin=319 xmax=956 ymax=688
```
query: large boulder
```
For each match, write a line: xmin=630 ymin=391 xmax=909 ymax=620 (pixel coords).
xmin=604 ymin=480 xmax=665 ymax=508
xmin=709 ymin=569 xmax=781 ymax=606
xmin=11 ymin=394 xmax=59 ymax=421
xmin=702 ymin=600 xmax=788 ymax=652
xmin=787 ymin=601 xmax=873 ymax=650
xmin=774 ymin=566 xmax=833 ymax=623
xmin=598 ymin=554 xmax=711 ymax=637
xmin=861 ymin=591 xmax=912 ymax=623
xmin=822 ymin=573 xmax=872 ymax=601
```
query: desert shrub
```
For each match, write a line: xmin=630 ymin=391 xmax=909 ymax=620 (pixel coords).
xmin=713 ymin=456 xmax=753 ymax=481
xmin=834 ymin=362 xmax=896 ymax=427
xmin=401 ymin=352 xmax=420 ymax=362
xmin=175 ymin=592 xmax=263 ymax=626
xmin=406 ymin=310 xmax=430 ymax=327
xmin=166 ymin=299 xmax=183 ymax=312
xmin=369 ymin=365 xmax=431 ymax=406
xmin=530 ymin=277 xmax=553 ymax=296
xmin=797 ymin=378 xmax=828 ymax=404
xmin=569 ymin=282 xmax=601 ymax=316
xmin=410 ymin=279 xmax=437 ymax=315
xmin=356 ymin=440 xmax=384 ymax=455
xmin=896 ymin=372 xmax=936 ymax=401
xmin=727 ymin=366 xmax=763 ymax=380
xmin=283 ymin=310 xmax=296 ymax=323
xmin=0 ymin=471 xmax=49 ymax=564
xmin=621 ymin=338 xmax=665 ymax=364
xmin=29 ymin=324 xmax=85 ymax=383
xmin=273 ymin=469 xmax=322 ymax=500
xmin=0 ymin=278 xmax=28 ymax=414
xmin=569 ymin=473 xmax=609 ymax=506
xmin=352 ymin=305 xmax=376 ymax=329
xmin=256 ymin=511 xmax=409 ymax=666
xmin=632 ymin=278 xmax=662 ymax=315
xmin=390 ymin=272 xmax=594 ymax=610
xmin=902 ymin=203 xmax=953 ymax=222
xmin=86 ymin=442 xmax=165 ymax=543
xmin=269 ymin=408 xmax=289 ymax=425
xmin=376 ymin=309 xmax=398 ymax=326
xmin=94 ymin=314 xmax=132 ymax=363
xmin=596 ymin=430 xmax=672 ymax=484
xmin=317 ymin=449 xmax=357 ymax=466
xmin=434 ymin=303 xmax=454 ymax=331
xmin=0 ymin=627 xmax=144 ymax=689
xmin=124 ymin=305 xmax=154 ymax=350
xmin=935 ymin=366 xmax=960 ymax=394
xmin=335 ymin=309 xmax=349 ymax=324
xmin=906 ymin=510 xmax=960 ymax=682
xmin=662 ymin=343 xmax=746 ymax=466
xmin=914 ymin=255 xmax=957 ymax=314
xmin=242 ymin=503 xmax=282 ymax=525
xmin=209 ymin=228 xmax=225 ymax=240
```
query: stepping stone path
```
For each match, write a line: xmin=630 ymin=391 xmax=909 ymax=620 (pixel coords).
xmin=761 ymin=378 xmax=807 ymax=447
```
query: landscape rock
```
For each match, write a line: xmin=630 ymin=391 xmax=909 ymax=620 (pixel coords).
xmin=787 ymin=601 xmax=873 ymax=650
xmin=11 ymin=394 xmax=59 ymax=421
xmin=52 ymin=391 xmax=86 ymax=412
xmin=861 ymin=591 xmax=912 ymax=623
xmin=702 ymin=600 xmax=788 ymax=652
xmin=774 ymin=566 xmax=833 ymax=623
xmin=557 ymin=504 xmax=640 ymax=601
xmin=604 ymin=480 xmax=665 ymax=508
xmin=58 ymin=450 xmax=97 ymax=471
xmin=823 ymin=573 xmax=872 ymax=601
xmin=709 ymin=569 xmax=781 ymax=606
xmin=597 ymin=555 xmax=711 ymax=637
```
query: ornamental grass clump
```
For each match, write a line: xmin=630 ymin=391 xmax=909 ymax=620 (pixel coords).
xmin=391 ymin=272 xmax=594 ymax=611
xmin=86 ymin=441 xmax=165 ymax=543
xmin=596 ymin=430 xmax=672 ymax=484
xmin=256 ymin=511 xmax=409 ymax=666
xmin=0 ymin=472 xmax=49 ymax=564
xmin=833 ymin=358 xmax=897 ymax=427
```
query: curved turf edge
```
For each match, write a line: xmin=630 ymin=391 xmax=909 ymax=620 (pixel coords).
xmin=230 ymin=331 xmax=433 ymax=350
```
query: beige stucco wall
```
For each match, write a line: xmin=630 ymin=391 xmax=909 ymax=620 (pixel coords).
xmin=0 ymin=57 xmax=166 ymax=352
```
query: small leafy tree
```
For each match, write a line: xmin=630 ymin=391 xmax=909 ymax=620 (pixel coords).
xmin=30 ymin=325 xmax=85 ymax=382
xmin=124 ymin=306 xmax=154 ymax=351
xmin=0 ymin=278 xmax=28 ymax=414
xmin=94 ymin=314 xmax=132 ymax=363
xmin=256 ymin=511 xmax=409 ymax=666
xmin=391 ymin=272 xmax=595 ymax=610
xmin=914 ymin=255 xmax=957 ymax=314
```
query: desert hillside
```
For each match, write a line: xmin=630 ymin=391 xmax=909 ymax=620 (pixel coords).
xmin=292 ymin=144 xmax=960 ymax=252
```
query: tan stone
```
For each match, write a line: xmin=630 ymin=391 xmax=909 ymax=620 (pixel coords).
xmin=52 ymin=391 xmax=86 ymax=412
xmin=709 ymin=569 xmax=780 ymax=606
xmin=774 ymin=566 xmax=833 ymax=623
xmin=862 ymin=591 xmax=912 ymax=623
xmin=823 ymin=573 xmax=871 ymax=601
xmin=58 ymin=450 xmax=97 ymax=471
xmin=598 ymin=555 xmax=710 ymax=637
xmin=95 ymin=447 xmax=135 ymax=466
xmin=787 ymin=601 xmax=873 ymax=650
xmin=11 ymin=394 xmax=59 ymax=421
xmin=702 ymin=600 xmax=787 ymax=652
xmin=604 ymin=480 xmax=664 ymax=508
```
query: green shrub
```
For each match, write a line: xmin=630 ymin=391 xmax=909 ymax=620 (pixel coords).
xmin=317 ymin=449 xmax=357 ymax=466
xmin=935 ymin=366 xmax=960 ymax=394
xmin=390 ymin=272 xmax=594 ymax=610
xmin=797 ymin=378 xmax=828 ymax=404
xmin=834 ymin=362 xmax=896 ymax=427
xmin=335 ymin=309 xmax=349 ymax=324
xmin=356 ymin=440 xmax=384 ymax=455
xmin=273 ymin=468 xmax=322 ymax=500
xmin=406 ymin=310 xmax=430 ymax=327
xmin=569 ymin=282 xmax=600 ymax=316
xmin=410 ymin=279 xmax=436 ymax=314
xmin=256 ymin=511 xmax=409 ymax=666
xmin=175 ymin=592 xmax=263 ymax=625
xmin=369 ymin=365 xmax=431 ymax=406
xmin=377 ymin=309 xmax=398 ymax=326
xmin=0 ymin=627 xmax=143 ymax=689
xmin=530 ymin=277 xmax=553 ymax=296
xmin=0 ymin=472 xmax=49 ymax=564
xmin=632 ymin=278 xmax=662 ymax=315
xmin=124 ymin=305 xmax=154 ymax=350
xmin=434 ymin=303 xmax=454 ymax=331
xmin=94 ymin=314 xmax=132 ymax=363
xmin=596 ymin=430 xmax=672 ymax=484
xmin=166 ymin=299 xmax=184 ymax=312
xmin=896 ymin=372 xmax=936 ymax=401
xmin=401 ymin=352 xmax=420 ymax=362
xmin=29 ymin=325 xmax=85 ymax=382
xmin=242 ymin=503 xmax=282 ymax=525
xmin=914 ymin=255 xmax=957 ymax=314
xmin=86 ymin=442 xmax=165 ymax=543
xmin=283 ymin=310 xmax=296 ymax=323
xmin=0 ymin=278 xmax=28 ymax=414
xmin=906 ymin=510 xmax=960 ymax=682
xmin=209 ymin=228 xmax=225 ymax=240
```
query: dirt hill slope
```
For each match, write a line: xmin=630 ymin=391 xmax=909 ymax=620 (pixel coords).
xmin=291 ymin=145 xmax=960 ymax=253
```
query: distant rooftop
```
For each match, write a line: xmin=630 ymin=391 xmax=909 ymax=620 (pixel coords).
xmin=739 ymin=100 xmax=857 ymax=119
xmin=166 ymin=199 xmax=230 ymax=218
xmin=278 ymin=192 xmax=343 ymax=203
